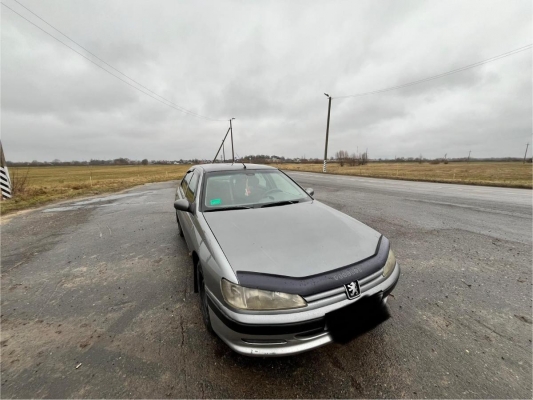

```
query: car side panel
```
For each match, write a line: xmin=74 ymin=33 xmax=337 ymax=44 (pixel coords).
xmin=177 ymin=170 xmax=238 ymax=296
xmin=176 ymin=170 xmax=195 ymax=249
xmin=196 ymin=215 xmax=239 ymax=300
xmin=176 ymin=181 xmax=194 ymax=250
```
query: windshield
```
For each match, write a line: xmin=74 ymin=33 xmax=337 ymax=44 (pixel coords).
xmin=202 ymin=170 xmax=311 ymax=211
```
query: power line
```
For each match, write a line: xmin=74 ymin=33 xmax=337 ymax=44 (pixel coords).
xmin=320 ymin=44 xmax=532 ymax=172
xmin=2 ymin=1 xmax=225 ymax=121
xmin=11 ymin=0 xmax=212 ymax=120
xmin=334 ymin=44 xmax=532 ymax=99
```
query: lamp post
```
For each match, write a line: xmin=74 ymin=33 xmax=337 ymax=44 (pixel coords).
xmin=323 ymin=93 xmax=332 ymax=173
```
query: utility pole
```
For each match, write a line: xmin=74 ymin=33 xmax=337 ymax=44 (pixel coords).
xmin=524 ymin=143 xmax=529 ymax=163
xmin=229 ymin=118 xmax=235 ymax=162
xmin=323 ymin=93 xmax=332 ymax=173
xmin=222 ymin=142 xmax=225 ymax=161
xmin=213 ymin=127 xmax=231 ymax=163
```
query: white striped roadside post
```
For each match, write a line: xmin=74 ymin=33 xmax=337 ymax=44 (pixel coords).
xmin=0 ymin=141 xmax=12 ymax=200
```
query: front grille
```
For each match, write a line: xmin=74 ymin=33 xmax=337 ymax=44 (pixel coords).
xmin=303 ymin=267 xmax=385 ymax=303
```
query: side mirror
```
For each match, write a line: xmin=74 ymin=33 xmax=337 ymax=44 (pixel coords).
xmin=306 ymin=188 xmax=314 ymax=196
xmin=174 ymin=199 xmax=191 ymax=212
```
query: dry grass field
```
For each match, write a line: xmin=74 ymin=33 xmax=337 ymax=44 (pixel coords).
xmin=1 ymin=162 xmax=530 ymax=215
xmin=273 ymin=162 xmax=532 ymax=189
xmin=1 ymin=164 xmax=191 ymax=215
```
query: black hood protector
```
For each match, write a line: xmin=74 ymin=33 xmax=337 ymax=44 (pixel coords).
xmin=236 ymin=236 xmax=390 ymax=296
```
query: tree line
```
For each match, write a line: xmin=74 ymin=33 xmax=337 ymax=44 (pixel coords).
xmin=6 ymin=154 xmax=531 ymax=167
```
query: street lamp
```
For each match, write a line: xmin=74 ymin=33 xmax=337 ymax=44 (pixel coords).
xmin=323 ymin=93 xmax=332 ymax=173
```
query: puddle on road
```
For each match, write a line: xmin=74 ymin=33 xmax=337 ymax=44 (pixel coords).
xmin=43 ymin=191 xmax=155 ymax=213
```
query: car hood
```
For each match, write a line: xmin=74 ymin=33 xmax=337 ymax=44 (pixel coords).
xmin=203 ymin=201 xmax=381 ymax=278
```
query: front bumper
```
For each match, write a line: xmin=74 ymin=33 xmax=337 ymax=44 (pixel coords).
xmin=208 ymin=262 xmax=400 ymax=357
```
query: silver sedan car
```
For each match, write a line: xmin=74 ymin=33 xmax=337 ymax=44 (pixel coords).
xmin=174 ymin=163 xmax=400 ymax=356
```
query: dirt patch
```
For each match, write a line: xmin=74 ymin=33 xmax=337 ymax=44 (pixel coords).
xmin=1 ymin=207 xmax=94 ymax=274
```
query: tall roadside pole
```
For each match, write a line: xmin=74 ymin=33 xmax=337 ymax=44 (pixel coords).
xmin=229 ymin=118 xmax=235 ymax=162
xmin=323 ymin=93 xmax=332 ymax=173
xmin=524 ymin=143 xmax=529 ymax=163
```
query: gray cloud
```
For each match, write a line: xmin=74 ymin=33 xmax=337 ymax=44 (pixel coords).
xmin=1 ymin=0 xmax=531 ymax=162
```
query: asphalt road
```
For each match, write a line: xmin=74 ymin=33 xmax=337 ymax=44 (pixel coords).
xmin=1 ymin=172 xmax=531 ymax=398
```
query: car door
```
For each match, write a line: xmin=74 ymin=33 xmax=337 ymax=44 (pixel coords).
xmin=177 ymin=170 xmax=193 ymax=201
xmin=177 ymin=169 xmax=193 ymax=239
xmin=182 ymin=169 xmax=201 ymax=250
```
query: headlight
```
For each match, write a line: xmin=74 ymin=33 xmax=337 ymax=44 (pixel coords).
xmin=383 ymin=249 xmax=396 ymax=278
xmin=221 ymin=279 xmax=307 ymax=310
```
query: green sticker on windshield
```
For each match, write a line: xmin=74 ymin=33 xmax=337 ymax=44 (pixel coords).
xmin=210 ymin=198 xmax=221 ymax=206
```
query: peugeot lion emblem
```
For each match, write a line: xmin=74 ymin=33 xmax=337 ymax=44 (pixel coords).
xmin=344 ymin=281 xmax=361 ymax=300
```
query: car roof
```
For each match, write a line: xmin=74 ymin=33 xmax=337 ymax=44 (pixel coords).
xmin=196 ymin=163 xmax=277 ymax=173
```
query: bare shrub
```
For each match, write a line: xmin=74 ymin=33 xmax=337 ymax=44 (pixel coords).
xmin=360 ymin=151 xmax=368 ymax=165
xmin=335 ymin=150 xmax=349 ymax=167
xmin=348 ymin=153 xmax=357 ymax=166
xmin=9 ymin=168 xmax=30 ymax=196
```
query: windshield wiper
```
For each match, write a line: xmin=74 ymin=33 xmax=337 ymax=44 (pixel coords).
xmin=260 ymin=200 xmax=299 ymax=208
xmin=204 ymin=206 xmax=253 ymax=212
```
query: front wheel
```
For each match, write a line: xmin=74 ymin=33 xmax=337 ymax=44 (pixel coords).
xmin=176 ymin=211 xmax=184 ymax=238
xmin=197 ymin=264 xmax=213 ymax=333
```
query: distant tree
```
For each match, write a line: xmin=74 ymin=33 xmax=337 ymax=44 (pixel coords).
xmin=335 ymin=150 xmax=349 ymax=166
xmin=348 ymin=153 xmax=357 ymax=166
xmin=114 ymin=158 xmax=130 ymax=165
xmin=141 ymin=159 xmax=148 ymax=165
xmin=361 ymin=151 xmax=368 ymax=165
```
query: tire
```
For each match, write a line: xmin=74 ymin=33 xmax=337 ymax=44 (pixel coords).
xmin=197 ymin=264 xmax=213 ymax=333
xmin=176 ymin=211 xmax=184 ymax=238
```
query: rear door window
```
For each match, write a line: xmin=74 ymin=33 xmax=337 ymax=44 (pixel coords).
xmin=186 ymin=170 xmax=200 ymax=202
xmin=181 ymin=170 xmax=193 ymax=195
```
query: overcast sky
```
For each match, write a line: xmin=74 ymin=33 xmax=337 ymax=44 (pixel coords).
xmin=1 ymin=0 xmax=531 ymax=161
